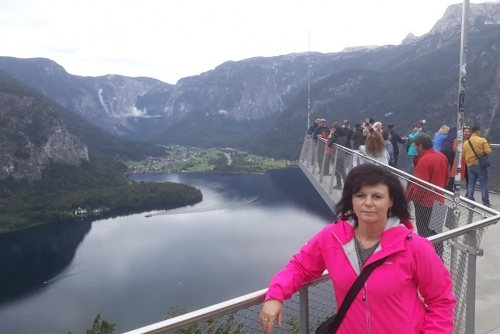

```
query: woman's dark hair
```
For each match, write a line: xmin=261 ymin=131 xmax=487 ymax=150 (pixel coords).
xmin=334 ymin=164 xmax=410 ymax=221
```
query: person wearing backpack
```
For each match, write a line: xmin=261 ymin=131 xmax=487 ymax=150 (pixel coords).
xmin=462 ymin=125 xmax=492 ymax=207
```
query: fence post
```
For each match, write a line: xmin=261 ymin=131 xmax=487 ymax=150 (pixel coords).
xmin=303 ymin=135 xmax=312 ymax=167
xmin=319 ymin=140 xmax=327 ymax=183
xmin=329 ymin=148 xmax=339 ymax=194
xmin=465 ymin=228 xmax=478 ymax=333
xmin=312 ymin=140 xmax=320 ymax=174
xmin=299 ymin=286 xmax=309 ymax=334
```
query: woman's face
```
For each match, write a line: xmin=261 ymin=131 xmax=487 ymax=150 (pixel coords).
xmin=464 ymin=128 xmax=471 ymax=139
xmin=352 ymin=184 xmax=393 ymax=226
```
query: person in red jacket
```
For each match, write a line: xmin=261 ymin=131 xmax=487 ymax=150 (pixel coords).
xmin=260 ymin=164 xmax=456 ymax=334
xmin=406 ymin=133 xmax=449 ymax=255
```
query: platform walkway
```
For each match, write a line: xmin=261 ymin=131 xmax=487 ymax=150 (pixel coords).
xmin=476 ymin=193 xmax=500 ymax=333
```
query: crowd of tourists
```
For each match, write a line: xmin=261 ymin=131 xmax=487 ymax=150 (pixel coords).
xmin=307 ymin=116 xmax=492 ymax=207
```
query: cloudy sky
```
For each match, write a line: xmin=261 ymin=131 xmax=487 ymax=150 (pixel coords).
xmin=1 ymin=0 xmax=497 ymax=84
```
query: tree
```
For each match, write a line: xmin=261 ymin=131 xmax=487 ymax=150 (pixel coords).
xmin=85 ymin=314 xmax=116 ymax=334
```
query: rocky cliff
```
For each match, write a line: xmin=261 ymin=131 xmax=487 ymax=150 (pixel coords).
xmin=0 ymin=80 xmax=88 ymax=180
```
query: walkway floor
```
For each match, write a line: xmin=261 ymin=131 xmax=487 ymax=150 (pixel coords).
xmin=476 ymin=192 xmax=500 ymax=333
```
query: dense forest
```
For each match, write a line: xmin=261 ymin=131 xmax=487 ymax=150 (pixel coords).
xmin=0 ymin=152 xmax=202 ymax=232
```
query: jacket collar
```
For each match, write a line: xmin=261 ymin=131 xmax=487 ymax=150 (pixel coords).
xmin=333 ymin=216 xmax=414 ymax=273
xmin=414 ymin=148 xmax=435 ymax=165
xmin=334 ymin=216 xmax=413 ymax=249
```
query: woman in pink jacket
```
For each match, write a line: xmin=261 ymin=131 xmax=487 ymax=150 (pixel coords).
xmin=260 ymin=164 xmax=456 ymax=334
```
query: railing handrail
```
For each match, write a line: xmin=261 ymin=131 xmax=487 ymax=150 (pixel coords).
xmin=123 ymin=274 xmax=332 ymax=334
xmin=317 ymin=137 xmax=452 ymax=194
xmin=318 ymin=138 xmax=500 ymax=213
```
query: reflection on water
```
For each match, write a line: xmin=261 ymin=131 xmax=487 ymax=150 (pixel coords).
xmin=0 ymin=219 xmax=92 ymax=305
xmin=0 ymin=168 xmax=332 ymax=334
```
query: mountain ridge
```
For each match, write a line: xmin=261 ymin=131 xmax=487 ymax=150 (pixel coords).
xmin=0 ymin=3 xmax=499 ymax=160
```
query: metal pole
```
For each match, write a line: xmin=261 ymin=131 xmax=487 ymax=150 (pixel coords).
xmin=299 ymin=286 xmax=309 ymax=334
xmin=453 ymin=0 xmax=469 ymax=225
xmin=307 ymin=31 xmax=311 ymax=130
xmin=465 ymin=228 xmax=478 ymax=332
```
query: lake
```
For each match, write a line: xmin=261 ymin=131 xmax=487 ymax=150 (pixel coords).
xmin=0 ymin=168 xmax=333 ymax=334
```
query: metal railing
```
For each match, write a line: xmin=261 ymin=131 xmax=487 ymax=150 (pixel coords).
xmin=123 ymin=135 xmax=500 ymax=334
xmin=487 ymin=144 xmax=500 ymax=192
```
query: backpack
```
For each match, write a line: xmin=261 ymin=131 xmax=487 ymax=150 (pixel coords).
xmin=406 ymin=137 xmax=412 ymax=153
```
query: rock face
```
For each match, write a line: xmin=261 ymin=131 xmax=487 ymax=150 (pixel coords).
xmin=0 ymin=86 xmax=88 ymax=180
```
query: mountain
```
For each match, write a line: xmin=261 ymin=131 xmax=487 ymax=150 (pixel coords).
xmin=1 ymin=3 xmax=499 ymax=160
xmin=0 ymin=57 xmax=174 ymax=141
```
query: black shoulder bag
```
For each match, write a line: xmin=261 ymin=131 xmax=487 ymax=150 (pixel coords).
xmin=316 ymin=256 xmax=388 ymax=334
xmin=467 ymin=139 xmax=491 ymax=168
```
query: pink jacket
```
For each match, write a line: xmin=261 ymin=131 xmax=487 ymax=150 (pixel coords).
xmin=265 ymin=217 xmax=456 ymax=334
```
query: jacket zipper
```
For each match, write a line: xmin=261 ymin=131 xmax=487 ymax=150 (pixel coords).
xmin=363 ymin=285 xmax=372 ymax=334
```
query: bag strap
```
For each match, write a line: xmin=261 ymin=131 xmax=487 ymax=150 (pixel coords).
xmin=467 ymin=139 xmax=480 ymax=158
xmin=328 ymin=256 xmax=388 ymax=333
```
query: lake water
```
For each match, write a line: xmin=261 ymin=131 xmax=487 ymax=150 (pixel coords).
xmin=0 ymin=168 xmax=333 ymax=334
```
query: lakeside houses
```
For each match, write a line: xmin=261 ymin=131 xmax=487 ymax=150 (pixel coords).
xmin=74 ymin=207 xmax=87 ymax=216
xmin=127 ymin=145 xmax=292 ymax=174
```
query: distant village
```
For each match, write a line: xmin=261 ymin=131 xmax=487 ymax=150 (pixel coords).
xmin=126 ymin=145 xmax=291 ymax=174
xmin=130 ymin=145 xmax=193 ymax=173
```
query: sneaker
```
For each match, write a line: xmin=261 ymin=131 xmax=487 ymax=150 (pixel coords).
xmin=485 ymin=203 xmax=492 ymax=208
xmin=333 ymin=185 xmax=343 ymax=190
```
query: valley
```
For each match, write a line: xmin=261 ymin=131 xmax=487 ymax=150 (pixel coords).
xmin=125 ymin=146 xmax=293 ymax=174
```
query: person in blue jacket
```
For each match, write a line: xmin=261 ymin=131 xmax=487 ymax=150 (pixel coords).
xmin=433 ymin=125 xmax=449 ymax=152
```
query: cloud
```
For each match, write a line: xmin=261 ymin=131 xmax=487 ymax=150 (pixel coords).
xmin=1 ymin=0 xmax=495 ymax=84
xmin=120 ymin=107 xmax=161 ymax=119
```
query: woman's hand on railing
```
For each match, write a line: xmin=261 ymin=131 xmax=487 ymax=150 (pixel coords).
xmin=260 ymin=299 xmax=283 ymax=333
